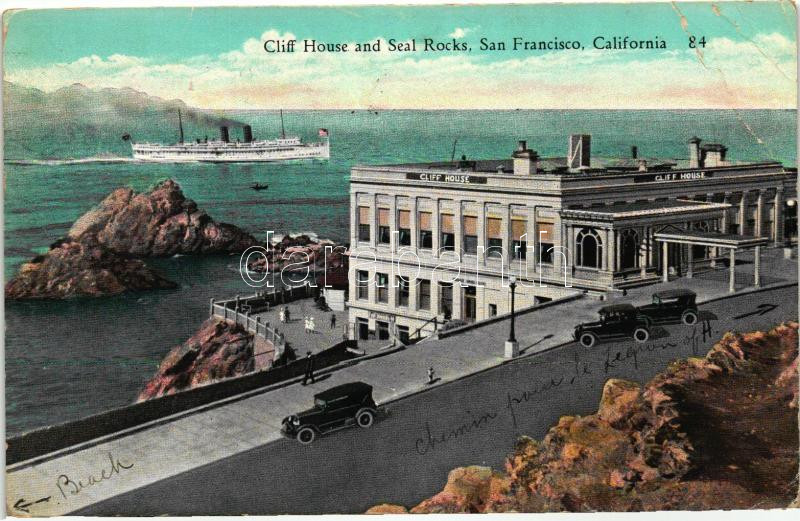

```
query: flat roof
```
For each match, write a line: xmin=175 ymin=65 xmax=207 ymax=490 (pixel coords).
xmin=560 ymin=199 xmax=730 ymax=219
xmin=355 ymin=157 xmax=781 ymax=178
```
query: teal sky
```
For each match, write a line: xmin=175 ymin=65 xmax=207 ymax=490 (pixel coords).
xmin=3 ymin=3 xmax=797 ymax=109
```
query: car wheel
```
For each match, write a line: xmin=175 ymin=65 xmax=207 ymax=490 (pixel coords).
xmin=579 ymin=332 xmax=598 ymax=348
xmin=356 ymin=409 xmax=375 ymax=428
xmin=633 ymin=327 xmax=650 ymax=343
xmin=296 ymin=427 xmax=316 ymax=445
xmin=682 ymin=310 xmax=699 ymax=326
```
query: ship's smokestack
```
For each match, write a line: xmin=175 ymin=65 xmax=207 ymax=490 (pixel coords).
xmin=631 ymin=145 xmax=638 ymax=159
xmin=220 ymin=126 xmax=230 ymax=143
xmin=243 ymin=125 xmax=253 ymax=143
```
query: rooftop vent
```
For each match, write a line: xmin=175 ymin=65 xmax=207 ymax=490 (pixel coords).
xmin=568 ymin=134 xmax=591 ymax=170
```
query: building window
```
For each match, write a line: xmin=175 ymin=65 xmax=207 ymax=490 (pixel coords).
xmin=356 ymin=270 xmax=369 ymax=300
xmin=576 ymin=228 xmax=603 ymax=269
xmin=358 ymin=206 xmax=370 ymax=242
xmin=512 ymin=219 xmax=527 ymax=260
xmin=419 ymin=211 xmax=433 ymax=249
xmin=439 ymin=282 xmax=453 ymax=319
xmin=376 ymin=272 xmax=389 ymax=303
xmin=396 ymin=276 xmax=410 ymax=307
xmin=376 ymin=321 xmax=390 ymax=340
xmin=378 ymin=208 xmax=390 ymax=244
xmin=440 ymin=214 xmax=455 ymax=251
xmin=620 ymin=229 xmax=639 ymax=270
xmin=488 ymin=304 xmax=498 ymax=317
xmin=398 ymin=210 xmax=411 ymax=246
xmin=418 ymin=279 xmax=431 ymax=310
xmin=463 ymin=215 xmax=478 ymax=254
xmin=691 ymin=221 xmax=709 ymax=260
xmin=538 ymin=221 xmax=555 ymax=264
xmin=486 ymin=217 xmax=503 ymax=258
xmin=463 ymin=285 xmax=477 ymax=322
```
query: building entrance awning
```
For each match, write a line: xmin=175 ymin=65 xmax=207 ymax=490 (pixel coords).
xmin=653 ymin=228 xmax=769 ymax=249
xmin=653 ymin=224 xmax=767 ymax=293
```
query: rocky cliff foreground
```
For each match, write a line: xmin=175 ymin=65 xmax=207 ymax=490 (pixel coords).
xmin=6 ymin=180 xmax=257 ymax=299
xmin=368 ymin=322 xmax=799 ymax=513
xmin=137 ymin=318 xmax=255 ymax=401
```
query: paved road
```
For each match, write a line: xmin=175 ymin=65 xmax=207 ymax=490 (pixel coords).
xmin=79 ymin=285 xmax=797 ymax=515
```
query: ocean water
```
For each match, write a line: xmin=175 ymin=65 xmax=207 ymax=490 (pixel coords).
xmin=4 ymin=109 xmax=797 ymax=436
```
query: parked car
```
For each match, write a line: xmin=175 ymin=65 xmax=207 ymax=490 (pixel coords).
xmin=637 ymin=289 xmax=699 ymax=326
xmin=574 ymin=304 xmax=651 ymax=348
xmin=281 ymin=381 xmax=378 ymax=444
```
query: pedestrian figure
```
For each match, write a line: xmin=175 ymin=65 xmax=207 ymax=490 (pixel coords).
xmin=427 ymin=366 xmax=436 ymax=385
xmin=279 ymin=307 xmax=286 ymax=323
xmin=304 ymin=316 xmax=310 ymax=333
xmin=308 ymin=316 xmax=316 ymax=334
xmin=330 ymin=313 xmax=336 ymax=329
xmin=284 ymin=306 xmax=290 ymax=323
xmin=302 ymin=352 xmax=316 ymax=385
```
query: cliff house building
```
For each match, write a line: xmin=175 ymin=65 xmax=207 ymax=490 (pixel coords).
xmin=347 ymin=134 xmax=797 ymax=341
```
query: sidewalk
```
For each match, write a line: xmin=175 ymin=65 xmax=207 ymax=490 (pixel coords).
xmin=6 ymin=247 xmax=796 ymax=516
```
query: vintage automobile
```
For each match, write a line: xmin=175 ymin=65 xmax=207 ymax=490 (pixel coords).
xmin=636 ymin=289 xmax=699 ymax=326
xmin=574 ymin=303 xmax=651 ymax=348
xmin=281 ymin=381 xmax=379 ymax=444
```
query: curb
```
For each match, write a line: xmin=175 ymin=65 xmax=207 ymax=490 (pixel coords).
xmin=8 ymin=341 xmax=402 ymax=472
xmin=435 ymin=291 xmax=585 ymax=339
xmin=377 ymin=280 xmax=798 ymax=408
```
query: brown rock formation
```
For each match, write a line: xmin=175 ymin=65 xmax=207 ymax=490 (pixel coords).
xmin=4 ymin=238 xmax=177 ymax=300
xmin=372 ymin=322 xmax=799 ymax=513
xmin=137 ymin=318 xmax=255 ymax=401
xmin=247 ymin=234 xmax=347 ymax=274
xmin=6 ymin=179 xmax=258 ymax=299
xmin=69 ymin=179 xmax=257 ymax=255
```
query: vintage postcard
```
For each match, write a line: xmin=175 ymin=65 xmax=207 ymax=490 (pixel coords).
xmin=3 ymin=0 xmax=798 ymax=516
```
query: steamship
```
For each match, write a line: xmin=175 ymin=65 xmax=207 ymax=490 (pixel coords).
xmin=126 ymin=110 xmax=330 ymax=163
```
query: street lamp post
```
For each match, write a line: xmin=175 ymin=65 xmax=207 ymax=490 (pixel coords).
xmin=504 ymin=275 xmax=519 ymax=358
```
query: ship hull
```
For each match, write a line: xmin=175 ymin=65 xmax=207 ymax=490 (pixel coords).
xmin=131 ymin=141 xmax=329 ymax=163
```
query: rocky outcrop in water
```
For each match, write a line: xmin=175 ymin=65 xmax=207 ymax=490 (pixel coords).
xmin=137 ymin=318 xmax=255 ymax=401
xmin=367 ymin=322 xmax=799 ymax=513
xmin=4 ymin=237 xmax=177 ymax=299
xmin=69 ymin=179 xmax=257 ymax=255
xmin=6 ymin=180 xmax=258 ymax=299
xmin=246 ymin=234 xmax=347 ymax=274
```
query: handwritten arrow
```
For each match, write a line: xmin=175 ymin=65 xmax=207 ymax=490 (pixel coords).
xmin=14 ymin=496 xmax=50 ymax=513
xmin=733 ymin=303 xmax=778 ymax=320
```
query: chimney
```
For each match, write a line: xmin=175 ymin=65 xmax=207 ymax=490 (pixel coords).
xmin=568 ymin=134 xmax=591 ymax=170
xmin=631 ymin=145 xmax=638 ymax=159
xmin=701 ymin=143 xmax=728 ymax=167
xmin=243 ymin=125 xmax=253 ymax=143
xmin=688 ymin=136 xmax=702 ymax=168
xmin=512 ymin=140 xmax=539 ymax=176
xmin=220 ymin=126 xmax=230 ymax=143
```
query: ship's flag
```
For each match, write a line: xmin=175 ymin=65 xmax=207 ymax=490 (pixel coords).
xmin=318 ymin=128 xmax=329 ymax=137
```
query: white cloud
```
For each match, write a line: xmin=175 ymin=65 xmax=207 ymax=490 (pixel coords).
xmin=449 ymin=27 xmax=471 ymax=39
xmin=5 ymin=29 xmax=796 ymax=109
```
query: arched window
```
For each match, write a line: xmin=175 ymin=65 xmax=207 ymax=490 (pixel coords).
xmin=576 ymin=228 xmax=603 ymax=269
xmin=620 ymin=229 xmax=640 ymax=270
